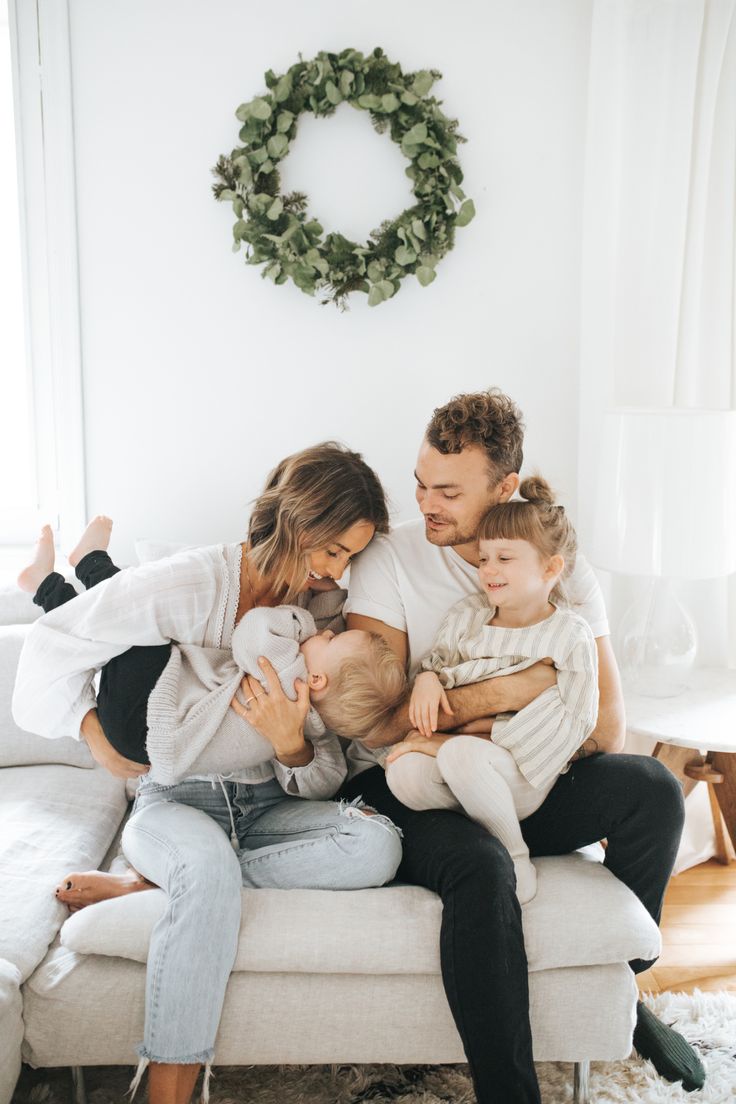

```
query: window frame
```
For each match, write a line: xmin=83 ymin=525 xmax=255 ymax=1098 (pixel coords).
xmin=7 ymin=0 xmax=85 ymax=553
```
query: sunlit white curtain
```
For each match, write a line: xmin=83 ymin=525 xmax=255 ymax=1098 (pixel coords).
xmin=578 ymin=0 xmax=736 ymax=868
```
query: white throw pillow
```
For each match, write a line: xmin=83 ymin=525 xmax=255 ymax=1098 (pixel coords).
xmin=0 ymin=625 xmax=93 ymax=768
xmin=60 ymin=855 xmax=661 ymax=975
xmin=0 ymin=583 xmax=42 ymax=627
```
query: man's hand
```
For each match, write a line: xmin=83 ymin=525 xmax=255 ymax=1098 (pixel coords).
xmin=570 ymin=736 xmax=601 ymax=761
xmin=230 ymin=656 xmax=314 ymax=767
xmin=385 ymin=730 xmax=451 ymax=764
xmin=81 ymin=709 xmax=149 ymax=779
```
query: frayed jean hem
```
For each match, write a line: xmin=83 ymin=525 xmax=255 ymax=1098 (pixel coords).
xmin=129 ymin=1050 xmax=214 ymax=1102
xmin=135 ymin=1043 xmax=214 ymax=1063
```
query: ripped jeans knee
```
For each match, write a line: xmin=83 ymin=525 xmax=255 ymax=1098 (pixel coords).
xmin=336 ymin=796 xmax=403 ymax=886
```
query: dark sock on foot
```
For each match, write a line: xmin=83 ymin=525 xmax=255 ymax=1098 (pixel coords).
xmin=633 ymin=1001 xmax=706 ymax=1092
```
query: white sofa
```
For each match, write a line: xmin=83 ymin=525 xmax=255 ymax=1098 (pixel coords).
xmin=1 ymin=606 xmax=661 ymax=1104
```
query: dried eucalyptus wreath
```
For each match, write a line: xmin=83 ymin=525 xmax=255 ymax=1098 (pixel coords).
xmin=212 ymin=48 xmax=474 ymax=309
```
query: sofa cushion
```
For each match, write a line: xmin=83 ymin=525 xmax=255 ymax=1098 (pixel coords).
xmin=0 ymin=959 xmax=22 ymax=1104
xmin=22 ymin=946 xmax=638 ymax=1067
xmin=0 ymin=583 xmax=41 ymax=627
xmin=0 ymin=763 xmax=128 ymax=981
xmin=0 ymin=625 xmax=93 ymax=768
xmin=60 ymin=851 xmax=661 ymax=974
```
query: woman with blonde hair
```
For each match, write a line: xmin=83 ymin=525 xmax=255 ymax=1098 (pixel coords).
xmin=13 ymin=442 xmax=404 ymax=1104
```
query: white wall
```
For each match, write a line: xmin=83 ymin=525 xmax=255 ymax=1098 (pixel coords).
xmin=68 ymin=0 xmax=592 ymax=563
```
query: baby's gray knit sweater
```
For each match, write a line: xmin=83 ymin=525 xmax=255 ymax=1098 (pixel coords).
xmin=146 ymin=600 xmax=346 ymax=796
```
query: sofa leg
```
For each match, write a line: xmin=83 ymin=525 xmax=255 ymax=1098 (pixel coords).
xmin=70 ymin=1066 xmax=87 ymax=1104
xmin=573 ymin=1059 xmax=590 ymax=1103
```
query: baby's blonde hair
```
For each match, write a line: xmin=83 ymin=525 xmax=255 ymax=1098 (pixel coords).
xmin=479 ymin=474 xmax=578 ymax=604
xmin=316 ymin=633 xmax=407 ymax=741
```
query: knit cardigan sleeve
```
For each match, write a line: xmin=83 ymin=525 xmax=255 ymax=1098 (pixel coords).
xmin=232 ymin=606 xmax=347 ymax=800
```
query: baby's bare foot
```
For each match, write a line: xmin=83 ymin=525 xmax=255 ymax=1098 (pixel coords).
xmin=17 ymin=525 xmax=55 ymax=594
xmin=67 ymin=516 xmax=113 ymax=568
xmin=55 ymin=868 xmax=153 ymax=911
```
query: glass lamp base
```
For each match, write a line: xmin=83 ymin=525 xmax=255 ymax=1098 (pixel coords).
xmin=618 ymin=580 xmax=697 ymax=699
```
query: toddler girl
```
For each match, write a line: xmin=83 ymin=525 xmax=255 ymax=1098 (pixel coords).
xmin=384 ymin=476 xmax=598 ymax=903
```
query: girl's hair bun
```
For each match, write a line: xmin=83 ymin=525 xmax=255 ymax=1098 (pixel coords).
xmin=519 ymin=475 xmax=555 ymax=506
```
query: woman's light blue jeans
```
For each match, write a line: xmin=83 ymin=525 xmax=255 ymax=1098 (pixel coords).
xmin=121 ymin=776 xmax=402 ymax=1067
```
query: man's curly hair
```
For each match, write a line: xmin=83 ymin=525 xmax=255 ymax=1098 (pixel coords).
xmin=425 ymin=388 xmax=525 ymax=482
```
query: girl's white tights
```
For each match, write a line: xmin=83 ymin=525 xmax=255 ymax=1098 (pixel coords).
xmin=386 ymin=735 xmax=554 ymax=904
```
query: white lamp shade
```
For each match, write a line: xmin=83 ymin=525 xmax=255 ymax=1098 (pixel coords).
xmin=589 ymin=408 xmax=736 ymax=579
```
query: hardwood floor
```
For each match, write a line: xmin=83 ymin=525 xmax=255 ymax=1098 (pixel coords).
xmin=637 ymin=859 xmax=736 ymax=995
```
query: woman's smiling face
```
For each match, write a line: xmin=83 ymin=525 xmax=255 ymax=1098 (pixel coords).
xmin=301 ymin=519 xmax=375 ymax=591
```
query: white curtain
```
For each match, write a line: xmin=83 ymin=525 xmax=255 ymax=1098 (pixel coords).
xmin=578 ymin=0 xmax=736 ymax=869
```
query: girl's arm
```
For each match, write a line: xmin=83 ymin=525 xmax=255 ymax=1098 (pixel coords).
xmin=12 ymin=550 xmax=217 ymax=741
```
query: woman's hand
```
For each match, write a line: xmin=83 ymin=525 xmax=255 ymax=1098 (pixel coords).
xmin=409 ymin=672 xmax=454 ymax=737
xmin=385 ymin=730 xmax=451 ymax=764
xmin=81 ymin=708 xmax=150 ymax=779
xmin=230 ymin=657 xmax=314 ymax=767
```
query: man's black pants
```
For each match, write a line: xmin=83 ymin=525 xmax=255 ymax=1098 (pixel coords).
xmin=340 ymin=755 xmax=684 ymax=1104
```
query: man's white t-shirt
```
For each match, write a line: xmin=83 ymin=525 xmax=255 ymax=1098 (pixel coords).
xmin=344 ymin=517 xmax=610 ymax=775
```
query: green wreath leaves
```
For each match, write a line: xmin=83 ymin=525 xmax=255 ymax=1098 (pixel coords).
xmin=212 ymin=47 xmax=475 ymax=309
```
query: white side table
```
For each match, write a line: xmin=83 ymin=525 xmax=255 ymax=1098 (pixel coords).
xmin=625 ymin=668 xmax=736 ymax=864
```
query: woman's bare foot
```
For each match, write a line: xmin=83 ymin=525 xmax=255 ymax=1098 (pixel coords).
xmin=55 ymin=868 xmax=154 ymax=912
xmin=67 ymin=515 xmax=113 ymax=568
xmin=17 ymin=525 xmax=55 ymax=594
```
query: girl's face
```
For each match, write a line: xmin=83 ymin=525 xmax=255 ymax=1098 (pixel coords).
xmin=477 ymin=538 xmax=560 ymax=608
xmin=301 ymin=519 xmax=375 ymax=592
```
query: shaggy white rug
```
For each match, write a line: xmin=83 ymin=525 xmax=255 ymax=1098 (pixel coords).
xmin=11 ymin=992 xmax=736 ymax=1103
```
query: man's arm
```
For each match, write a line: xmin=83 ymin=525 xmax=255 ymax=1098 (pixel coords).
xmin=571 ymin=636 xmax=625 ymax=758
xmin=347 ymin=613 xmax=558 ymax=748
xmin=347 ymin=613 xmax=409 ymax=668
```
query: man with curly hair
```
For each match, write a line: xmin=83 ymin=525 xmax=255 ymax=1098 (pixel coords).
xmin=341 ymin=389 xmax=703 ymax=1103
